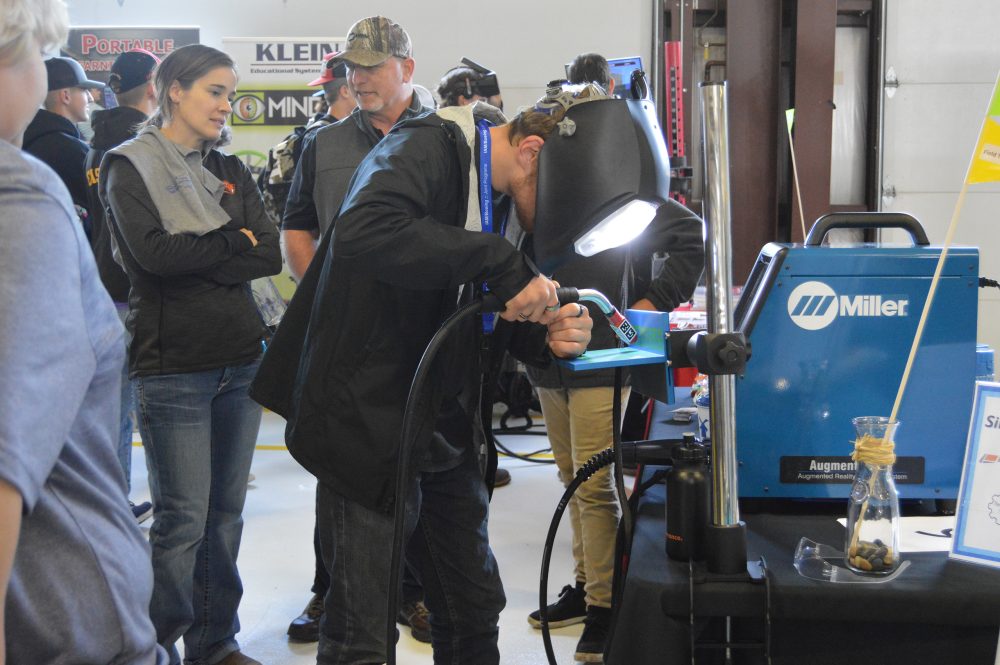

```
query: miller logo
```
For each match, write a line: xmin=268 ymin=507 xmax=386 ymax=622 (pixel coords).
xmin=787 ymin=281 xmax=909 ymax=331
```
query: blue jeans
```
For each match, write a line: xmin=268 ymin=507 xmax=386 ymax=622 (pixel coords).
xmin=317 ymin=450 xmax=505 ymax=665
xmin=116 ymin=304 xmax=135 ymax=493
xmin=136 ymin=359 xmax=262 ymax=665
xmin=313 ymin=488 xmax=425 ymax=603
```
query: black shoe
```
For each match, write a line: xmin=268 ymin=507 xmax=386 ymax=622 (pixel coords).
xmin=527 ymin=581 xmax=586 ymax=629
xmin=574 ymin=606 xmax=611 ymax=663
xmin=287 ymin=593 xmax=323 ymax=642
xmin=397 ymin=600 xmax=432 ymax=643
xmin=130 ymin=501 xmax=153 ymax=524
xmin=494 ymin=467 xmax=512 ymax=488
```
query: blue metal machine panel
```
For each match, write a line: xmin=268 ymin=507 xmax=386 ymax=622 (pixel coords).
xmin=735 ymin=244 xmax=979 ymax=499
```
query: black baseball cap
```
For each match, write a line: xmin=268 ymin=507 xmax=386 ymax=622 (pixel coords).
xmin=45 ymin=56 xmax=104 ymax=92
xmin=109 ymin=49 xmax=160 ymax=94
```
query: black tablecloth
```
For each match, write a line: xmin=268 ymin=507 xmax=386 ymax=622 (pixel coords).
xmin=606 ymin=399 xmax=1000 ymax=665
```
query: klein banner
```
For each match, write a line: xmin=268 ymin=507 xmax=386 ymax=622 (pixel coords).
xmin=222 ymin=36 xmax=345 ymax=179
xmin=63 ymin=26 xmax=200 ymax=83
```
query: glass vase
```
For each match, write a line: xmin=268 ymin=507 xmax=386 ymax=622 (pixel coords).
xmin=844 ymin=416 xmax=901 ymax=575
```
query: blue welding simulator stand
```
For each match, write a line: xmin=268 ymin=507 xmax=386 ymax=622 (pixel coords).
xmin=557 ymin=308 xmax=675 ymax=402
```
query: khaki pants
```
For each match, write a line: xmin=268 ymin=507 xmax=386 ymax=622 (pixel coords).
xmin=536 ymin=385 xmax=631 ymax=609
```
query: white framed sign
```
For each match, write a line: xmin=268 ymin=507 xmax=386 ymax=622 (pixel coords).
xmin=950 ymin=381 xmax=1000 ymax=568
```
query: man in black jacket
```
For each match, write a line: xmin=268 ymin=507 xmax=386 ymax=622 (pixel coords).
xmin=84 ymin=48 xmax=159 ymax=523
xmin=250 ymin=89 xmax=594 ymax=662
xmin=23 ymin=56 xmax=103 ymax=229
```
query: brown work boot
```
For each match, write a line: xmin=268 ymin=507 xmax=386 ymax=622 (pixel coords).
xmin=397 ymin=600 xmax=432 ymax=643
xmin=215 ymin=651 xmax=262 ymax=665
xmin=287 ymin=592 xmax=323 ymax=642
xmin=493 ymin=467 xmax=511 ymax=487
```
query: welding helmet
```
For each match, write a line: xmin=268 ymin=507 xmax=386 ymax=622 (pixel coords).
xmin=532 ymin=74 xmax=671 ymax=274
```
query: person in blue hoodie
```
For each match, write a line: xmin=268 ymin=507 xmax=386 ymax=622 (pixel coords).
xmin=22 ymin=55 xmax=103 ymax=233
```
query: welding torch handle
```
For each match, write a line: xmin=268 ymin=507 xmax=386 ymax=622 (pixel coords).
xmin=480 ymin=287 xmax=580 ymax=313
xmin=555 ymin=287 xmax=580 ymax=304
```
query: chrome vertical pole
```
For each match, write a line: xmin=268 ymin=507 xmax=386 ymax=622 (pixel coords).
xmin=700 ymin=80 xmax=739 ymax=527
xmin=700 ymin=80 xmax=747 ymax=574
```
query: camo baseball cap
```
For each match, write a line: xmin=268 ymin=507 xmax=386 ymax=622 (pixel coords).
xmin=334 ymin=16 xmax=412 ymax=67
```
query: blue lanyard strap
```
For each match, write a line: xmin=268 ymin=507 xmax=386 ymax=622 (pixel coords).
xmin=477 ymin=119 xmax=498 ymax=333
xmin=477 ymin=119 xmax=493 ymax=234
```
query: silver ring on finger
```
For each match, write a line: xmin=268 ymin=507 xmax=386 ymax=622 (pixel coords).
xmin=518 ymin=312 xmax=529 ymax=320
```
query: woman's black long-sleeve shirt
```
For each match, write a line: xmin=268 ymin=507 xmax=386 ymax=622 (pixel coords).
xmin=104 ymin=150 xmax=282 ymax=377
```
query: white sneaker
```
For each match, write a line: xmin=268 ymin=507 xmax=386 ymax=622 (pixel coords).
xmin=130 ymin=501 xmax=153 ymax=524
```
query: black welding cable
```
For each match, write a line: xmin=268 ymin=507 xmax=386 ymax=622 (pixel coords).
xmin=386 ymin=300 xmax=481 ymax=665
xmin=493 ymin=426 xmax=550 ymax=436
xmin=387 ymin=287 xmax=581 ymax=664
xmin=980 ymin=277 xmax=1000 ymax=290
xmin=611 ymin=366 xmax=633 ymax=559
xmin=492 ymin=433 xmax=555 ymax=464
xmin=539 ymin=447 xmax=618 ymax=664
xmin=536 ymin=433 xmax=679 ymax=663
xmin=538 ymin=450 xmax=670 ymax=665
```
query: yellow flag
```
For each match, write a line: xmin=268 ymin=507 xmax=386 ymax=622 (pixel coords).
xmin=785 ymin=108 xmax=795 ymax=132
xmin=967 ymin=77 xmax=1000 ymax=184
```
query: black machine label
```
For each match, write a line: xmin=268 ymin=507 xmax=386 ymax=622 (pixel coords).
xmin=779 ymin=456 xmax=925 ymax=484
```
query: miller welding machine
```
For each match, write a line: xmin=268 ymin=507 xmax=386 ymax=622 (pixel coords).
xmin=732 ymin=213 xmax=978 ymax=501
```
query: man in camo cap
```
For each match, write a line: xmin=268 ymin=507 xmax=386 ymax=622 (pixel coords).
xmin=281 ymin=16 xmax=430 ymax=279
xmin=337 ymin=14 xmax=411 ymax=66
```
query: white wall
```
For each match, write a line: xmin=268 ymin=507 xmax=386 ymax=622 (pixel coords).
xmin=880 ymin=0 xmax=1000 ymax=352
xmin=66 ymin=0 xmax=652 ymax=113
xmin=68 ymin=0 xmax=1000 ymax=350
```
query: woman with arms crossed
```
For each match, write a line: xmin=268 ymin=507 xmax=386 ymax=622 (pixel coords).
xmin=101 ymin=44 xmax=281 ymax=665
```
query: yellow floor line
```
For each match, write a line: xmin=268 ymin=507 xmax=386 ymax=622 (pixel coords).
xmin=132 ymin=440 xmax=289 ymax=451
xmin=132 ymin=441 xmax=551 ymax=456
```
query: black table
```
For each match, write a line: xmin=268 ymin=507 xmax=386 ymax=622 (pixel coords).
xmin=606 ymin=399 xmax=1000 ymax=665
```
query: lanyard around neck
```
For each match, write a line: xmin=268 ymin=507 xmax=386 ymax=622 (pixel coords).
xmin=477 ymin=119 xmax=502 ymax=333
xmin=477 ymin=119 xmax=494 ymax=234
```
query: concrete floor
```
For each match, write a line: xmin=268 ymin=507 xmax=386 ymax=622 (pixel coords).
xmin=129 ymin=411 xmax=588 ymax=665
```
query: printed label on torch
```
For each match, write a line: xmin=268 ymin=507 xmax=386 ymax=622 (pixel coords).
xmin=608 ymin=311 xmax=638 ymax=345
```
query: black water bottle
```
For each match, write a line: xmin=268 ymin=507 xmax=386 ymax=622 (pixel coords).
xmin=665 ymin=433 xmax=710 ymax=561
